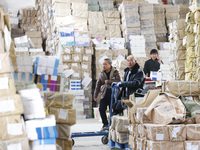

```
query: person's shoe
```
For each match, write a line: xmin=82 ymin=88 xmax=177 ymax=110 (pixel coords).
xmin=101 ymin=125 xmax=109 ymax=131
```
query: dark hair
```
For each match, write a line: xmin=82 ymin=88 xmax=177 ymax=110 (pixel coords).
xmin=150 ymin=49 xmax=158 ymax=55
xmin=104 ymin=58 xmax=112 ymax=64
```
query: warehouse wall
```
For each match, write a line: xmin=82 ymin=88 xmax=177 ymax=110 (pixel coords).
xmin=0 ymin=0 xmax=35 ymax=13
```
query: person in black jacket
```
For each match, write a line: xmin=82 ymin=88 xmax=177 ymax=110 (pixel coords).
xmin=118 ymin=55 xmax=145 ymax=99
xmin=143 ymin=49 xmax=163 ymax=77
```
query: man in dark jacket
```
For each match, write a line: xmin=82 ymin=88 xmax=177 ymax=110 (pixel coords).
xmin=143 ymin=49 xmax=163 ymax=77
xmin=94 ymin=58 xmax=121 ymax=131
xmin=119 ymin=55 xmax=145 ymax=99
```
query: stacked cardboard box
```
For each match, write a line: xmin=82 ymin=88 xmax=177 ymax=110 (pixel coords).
xmin=89 ymin=11 xmax=106 ymax=39
xmin=164 ymin=5 xmax=189 ymax=27
xmin=139 ymin=4 xmax=157 ymax=54
xmin=20 ymin=8 xmax=38 ymax=32
xmin=158 ymin=42 xmax=172 ymax=80
xmin=119 ymin=1 xmax=141 ymax=42
xmin=45 ymin=92 xmax=76 ymax=150
xmin=109 ymin=116 xmax=129 ymax=144
xmin=86 ymin=0 xmax=100 ymax=11
xmin=183 ymin=7 xmax=199 ymax=81
xmin=26 ymin=31 xmax=42 ymax=50
xmin=168 ymin=19 xmax=186 ymax=80
xmin=0 ymin=52 xmax=30 ymax=149
xmin=153 ymin=6 xmax=168 ymax=42
xmin=103 ymin=11 xmax=121 ymax=39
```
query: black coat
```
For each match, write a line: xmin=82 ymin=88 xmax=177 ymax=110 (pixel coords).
xmin=121 ymin=63 xmax=145 ymax=98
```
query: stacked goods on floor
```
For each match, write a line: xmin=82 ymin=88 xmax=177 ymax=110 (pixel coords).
xmin=45 ymin=92 xmax=76 ymax=150
xmin=168 ymin=19 xmax=186 ymax=80
xmin=35 ymin=0 xmax=93 ymax=118
xmin=153 ymin=5 xmax=168 ymax=43
xmin=0 ymin=9 xmax=30 ymax=149
xmin=109 ymin=116 xmax=129 ymax=144
xmin=19 ymin=88 xmax=58 ymax=150
xmin=119 ymin=1 xmax=141 ymax=42
xmin=139 ymin=4 xmax=157 ymax=55
xmin=183 ymin=4 xmax=198 ymax=81
xmin=123 ymin=82 xmax=200 ymax=149
xmin=164 ymin=5 xmax=189 ymax=27
xmin=158 ymin=42 xmax=171 ymax=80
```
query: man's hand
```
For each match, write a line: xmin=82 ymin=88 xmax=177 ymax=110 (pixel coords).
xmin=105 ymin=80 xmax=108 ymax=85
xmin=94 ymin=97 xmax=97 ymax=102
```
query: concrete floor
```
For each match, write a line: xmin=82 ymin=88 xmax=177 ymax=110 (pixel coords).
xmin=71 ymin=119 xmax=110 ymax=150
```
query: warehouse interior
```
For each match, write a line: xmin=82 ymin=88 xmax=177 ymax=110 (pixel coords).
xmin=0 ymin=0 xmax=200 ymax=149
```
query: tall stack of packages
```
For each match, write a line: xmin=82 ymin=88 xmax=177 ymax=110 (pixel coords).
xmin=19 ymin=88 xmax=58 ymax=150
xmin=168 ymin=19 xmax=186 ymax=80
xmin=109 ymin=116 xmax=129 ymax=145
xmin=158 ymin=42 xmax=171 ymax=80
xmin=165 ymin=5 xmax=189 ymax=33
xmin=87 ymin=0 xmax=99 ymax=11
xmin=44 ymin=93 xmax=76 ymax=150
xmin=0 ymin=27 xmax=30 ymax=149
xmin=184 ymin=4 xmax=198 ymax=81
xmin=89 ymin=11 xmax=106 ymax=39
xmin=99 ymin=0 xmax=117 ymax=11
xmin=139 ymin=4 xmax=158 ymax=56
xmin=119 ymin=1 xmax=141 ymax=43
xmin=103 ymin=11 xmax=121 ymax=40
xmin=153 ymin=5 xmax=168 ymax=43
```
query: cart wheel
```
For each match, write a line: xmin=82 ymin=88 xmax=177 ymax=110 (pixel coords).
xmin=101 ymin=135 xmax=108 ymax=145
xmin=72 ymin=139 xmax=75 ymax=146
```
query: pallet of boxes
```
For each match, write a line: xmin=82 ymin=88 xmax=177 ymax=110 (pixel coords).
xmin=45 ymin=92 xmax=76 ymax=150
xmin=0 ymin=53 xmax=30 ymax=149
xmin=126 ymin=80 xmax=200 ymax=150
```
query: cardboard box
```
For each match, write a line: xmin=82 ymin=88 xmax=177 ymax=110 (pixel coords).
xmin=72 ymin=54 xmax=82 ymax=62
xmin=82 ymin=54 xmax=92 ymax=62
xmin=0 ymin=73 xmax=16 ymax=97
xmin=62 ymin=54 xmax=72 ymax=63
xmin=0 ymin=31 xmax=4 ymax=53
xmin=81 ymin=62 xmax=91 ymax=71
xmin=103 ymin=11 xmax=120 ymax=18
xmin=56 ymin=123 xmax=71 ymax=139
xmin=184 ymin=141 xmax=200 ymax=150
xmin=30 ymin=38 xmax=42 ymax=48
xmin=45 ymin=93 xmax=74 ymax=109
xmin=144 ymin=124 xmax=169 ymax=141
xmin=129 ymin=135 xmax=136 ymax=149
xmin=112 ymin=49 xmax=128 ymax=60
xmin=48 ymin=107 xmax=76 ymax=125
xmin=84 ymin=47 xmax=93 ymax=55
xmin=62 ymin=46 xmax=74 ymax=54
xmin=26 ymin=31 xmax=41 ymax=38
xmin=163 ymin=81 xmax=199 ymax=97
xmin=52 ymin=2 xmax=70 ymax=10
xmin=106 ymin=25 xmax=121 ymax=39
xmin=147 ymin=141 xmax=184 ymax=150
xmin=71 ymin=63 xmax=81 ymax=71
xmin=0 ymin=115 xmax=26 ymax=140
xmin=109 ymin=128 xmax=116 ymax=142
xmin=186 ymin=124 xmax=200 ymax=140
xmin=115 ymin=116 xmax=129 ymax=133
xmin=73 ymin=47 xmax=84 ymax=54
xmin=71 ymin=3 xmax=88 ymax=11
xmin=0 ymin=137 xmax=30 ymax=150
xmin=0 ymin=94 xmax=23 ymax=117
xmin=168 ymin=124 xmax=186 ymax=142
xmin=56 ymin=138 xmax=72 ymax=150
xmin=135 ymin=107 xmax=152 ymax=124
xmin=0 ymin=53 xmax=11 ymax=73
xmin=116 ymin=131 xmax=129 ymax=144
